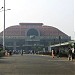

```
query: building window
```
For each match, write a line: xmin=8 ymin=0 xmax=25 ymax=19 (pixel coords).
xmin=27 ymin=28 xmax=39 ymax=36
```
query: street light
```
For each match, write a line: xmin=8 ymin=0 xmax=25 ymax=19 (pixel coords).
xmin=0 ymin=7 xmax=3 ymax=10
xmin=0 ymin=9 xmax=11 ymax=12
xmin=0 ymin=1 xmax=10 ymax=51
xmin=3 ymin=0 xmax=5 ymax=51
xmin=59 ymin=36 xmax=62 ymax=45
xmin=3 ymin=0 xmax=11 ymax=51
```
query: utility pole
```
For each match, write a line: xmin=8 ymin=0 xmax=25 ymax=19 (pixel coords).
xmin=3 ymin=0 xmax=5 ymax=51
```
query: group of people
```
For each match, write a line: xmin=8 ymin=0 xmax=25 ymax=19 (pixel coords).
xmin=51 ymin=48 xmax=74 ymax=61
xmin=5 ymin=50 xmax=12 ymax=56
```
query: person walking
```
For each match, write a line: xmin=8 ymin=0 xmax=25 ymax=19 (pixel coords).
xmin=68 ymin=48 xmax=72 ymax=61
xmin=52 ymin=49 xmax=55 ymax=58
xmin=21 ymin=49 xmax=23 ymax=56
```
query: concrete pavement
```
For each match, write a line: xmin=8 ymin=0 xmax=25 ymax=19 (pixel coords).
xmin=0 ymin=54 xmax=75 ymax=75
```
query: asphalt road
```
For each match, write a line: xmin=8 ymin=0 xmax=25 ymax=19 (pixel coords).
xmin=0 ymin=54 xmax=75 ymax=75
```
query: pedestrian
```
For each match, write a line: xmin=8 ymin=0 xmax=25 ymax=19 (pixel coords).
xmin=68 ymin=48 xmax=72 ymax=61
xmin=52 ymin=49 xmax=55 ymax=58
xmin=21 ymin=49 xmax=23 ymax=56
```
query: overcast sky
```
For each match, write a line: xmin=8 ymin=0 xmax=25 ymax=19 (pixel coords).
xmin=0 ymin=0 xmax=74 ymax=39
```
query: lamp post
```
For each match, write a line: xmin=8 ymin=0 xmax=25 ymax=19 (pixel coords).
xmin=59 ymin=36 xmax=61 ymax=45
xmin=3 ymin=0 xmax=5 ymax=51
xmin=0 ymin=1 xmax=10 ymax=51
xmin=0 ymin=7 xmax=3 ymax=10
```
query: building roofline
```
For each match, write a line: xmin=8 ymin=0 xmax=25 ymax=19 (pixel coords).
xmin=19 ymin=23 xmax=43 ymax=26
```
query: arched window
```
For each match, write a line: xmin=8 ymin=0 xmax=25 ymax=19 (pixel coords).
xmin=27 ymin=28 xmax=39 ymax=36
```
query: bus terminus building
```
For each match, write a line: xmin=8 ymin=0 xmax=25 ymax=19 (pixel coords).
xmin=0 ymin=23 xmax=71 ymax=52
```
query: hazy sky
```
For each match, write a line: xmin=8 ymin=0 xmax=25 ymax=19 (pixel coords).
xmin=0 ymin=0 xmax=74 ymax=39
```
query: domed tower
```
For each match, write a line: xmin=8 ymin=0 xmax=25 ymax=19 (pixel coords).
xmin=0 ymin=23 xmax=71 ymax=52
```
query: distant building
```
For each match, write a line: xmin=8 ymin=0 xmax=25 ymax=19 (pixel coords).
xmin=0 ymin=23 xmax=71 ymax=52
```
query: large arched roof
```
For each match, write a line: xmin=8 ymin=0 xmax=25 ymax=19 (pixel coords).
xmin=0 ymin=23 xmax=69 ymax=37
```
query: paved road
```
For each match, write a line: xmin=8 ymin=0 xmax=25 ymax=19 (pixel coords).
xmin=0 ymin=54 xmax=75 ymax=75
